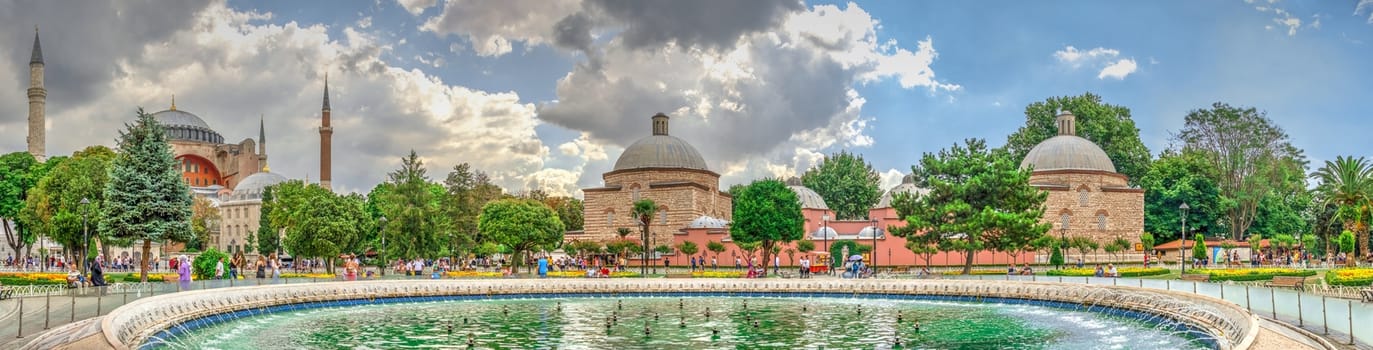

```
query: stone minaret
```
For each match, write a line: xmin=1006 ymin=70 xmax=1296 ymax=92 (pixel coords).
xmin=259 ymin=115 xmax=269 ymax=171
xmin=27 ymin=27 xmax=46 ymax=161
xmin=319 ymin=73 xmax=332 ymax=191
xmin=1055 ymin=109 xmax=1076 ymax=136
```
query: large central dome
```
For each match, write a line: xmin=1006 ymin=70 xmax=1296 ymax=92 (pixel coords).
xmin=1019 ymin=110 xmax=1116 ymax=173
xmin=612 ymin=113 xmax=709 ymax=171
xmin=151 ymin=103 xmax=223 ymax=144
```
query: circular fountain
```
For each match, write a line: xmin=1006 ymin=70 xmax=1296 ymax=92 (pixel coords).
xmin=28 ymin=279 xmax=1261 ymax=349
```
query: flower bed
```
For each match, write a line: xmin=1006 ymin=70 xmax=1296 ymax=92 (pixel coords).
xmin=1046 ymin=267 xmax=1169 ymax=277
xmin=1324 ymin=267 xmax=1373 ymax=287
xmin=942 ymin=269 xmax=1012 ymax=276
xmin=114 ymin=273 xmax=177 ymax=283
xmin=692 ymin=271 xmax=743 ymax=278
xmin=445 ymin=271 xmax=503 ymax=278
xmin=0 ymin=272 xmax=67 ymax=285
xmin=1191 ymin=268 xmax=1316 ymax=282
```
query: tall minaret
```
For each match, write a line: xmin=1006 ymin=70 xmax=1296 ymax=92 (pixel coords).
xmin=258 ymin=115 xmax=269 ymax=171
xmin=27 ymin=26 xmax=46 ymax=161
xmin=319 ymin=73 xmax=333 ymax=191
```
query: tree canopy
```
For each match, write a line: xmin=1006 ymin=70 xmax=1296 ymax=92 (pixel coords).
xmin=22 ymin=146 xmax=116 ymax=265
xmin=99 ymin=109 xmax=193 ymax=282
xmin=729 ymin=178 xmax=804 ymax=277
xmin=372 ymin=150 xmax=447 ymax=260
xmin=1311 ymin=156 xmax=1373 ymax=258
xmin=1 ymin=152 xmax=43 ymax=262
xmin=478 ymin=198 xmax=564 ymax=269
xmin=1006 ymin=93 xmax=1152 ymax=183
xmin=271 ymin=180 xmax=372 ymax=268
xmin=800 ymin=150 xmax=882 ymax=220
xmin=899 ymin=139 xmax=1050 ymax=274
xmin=1175 ymin=102 xmax=1305 ymax=240
xmin=1139 ymin=150 xmax=1226 ymax=241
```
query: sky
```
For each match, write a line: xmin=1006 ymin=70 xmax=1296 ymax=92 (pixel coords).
xmin=2 ymin=0 xmax=1372 ymax=197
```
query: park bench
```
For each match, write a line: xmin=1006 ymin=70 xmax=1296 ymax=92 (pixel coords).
xmin=1265 ymin=276 xmax=1306 ymax=291
xmin=1361 ymin=288 xmax=1373 ymax=303
xmin=1180 ymin=274 xmax=1211 ymax=282
xmin=0 ymin=283 xmax=11 ymax=300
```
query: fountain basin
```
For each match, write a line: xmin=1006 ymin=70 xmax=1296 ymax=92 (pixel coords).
xmin=37 ymin=279 xmax=1260 ymax=349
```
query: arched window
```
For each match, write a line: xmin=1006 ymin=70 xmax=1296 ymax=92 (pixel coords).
xmin=1058 ymin=209 xmax=1072 ymax=230
xmin=1077 ymin=186 xmax=1089 ymax=206
xmin=607 ymin=211 xmax=615 ymax=226
xmin=660 ymin=210 xmax=667 ymax=223
xmin=1096 ymin=210 xmax=1109 ymax=230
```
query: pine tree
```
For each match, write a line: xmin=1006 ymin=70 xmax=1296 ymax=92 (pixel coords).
xmin=257 ymin=186 xmax=280 ymax=256
xmin=99 ymin=108 xmax=193 ymax=282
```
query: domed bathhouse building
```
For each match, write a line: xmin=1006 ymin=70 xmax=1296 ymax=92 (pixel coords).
xmin=575 ymin=113 xmax=733 ymax=248
xmin=1021 ymin=110 xmax=1144 ymax=258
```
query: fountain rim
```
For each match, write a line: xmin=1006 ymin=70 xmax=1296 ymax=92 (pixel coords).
xmin=142 ymin=292 xmax=1223 ymax=350
xmin=91 ymin=279 xmax=1259 ymax=350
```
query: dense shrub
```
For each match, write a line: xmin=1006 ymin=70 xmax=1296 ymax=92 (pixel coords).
xmin=1325 ymin=268 xmax=1373 ymax=287
xmin=1191 ymin=268 xmax=1315 ymax=282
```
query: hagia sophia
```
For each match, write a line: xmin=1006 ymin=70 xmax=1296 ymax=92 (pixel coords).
xmin=12 ymin=30 xmax=334 ymax=260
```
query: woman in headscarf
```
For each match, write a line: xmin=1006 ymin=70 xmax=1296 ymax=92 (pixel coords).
xmin=177 ymin=255 xmax=192 ymax=291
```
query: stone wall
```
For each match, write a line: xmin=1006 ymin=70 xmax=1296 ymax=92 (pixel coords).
xmin=1032 ymin=171 xmax=1144 ymax=246
xmin=581 ymin=168 xmax=730 ymax=243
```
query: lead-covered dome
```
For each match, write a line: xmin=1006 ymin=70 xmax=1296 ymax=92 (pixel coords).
xmin=876 ymin=174 xmax=930 ymax=208
xmin=688 ymin=215 xmax=728 ymax=229
xmin=785 ymin=177 xmax=829 ymax=209
xmin=612 ymin=113 xmax=709 ymax=171
xmin=229 ymin=171 xmax=287 ymax=201
xmin=1019 ymin=110 xmax=1116 ymax=173
xmin=152 ymin=106 xmax=223 ymax=144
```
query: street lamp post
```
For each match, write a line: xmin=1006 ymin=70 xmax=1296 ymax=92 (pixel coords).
xmin=1179 ymin=203 xmax=1190 ymax=275
xmin=80 ymin=198 xmax=90 ymax=279
xmin=822 ymin=213 xmax=830 ymax=274
xmin=378 ymin=216 xmax=387 ymax=276
xmin=871 ymin=218 xmax=879 ymax=276
xmin=1059 ymin=222 xmax=1067 ymax=269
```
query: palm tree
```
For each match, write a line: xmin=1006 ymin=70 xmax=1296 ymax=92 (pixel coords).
xmin=632 ymin=199 xmax=658 ymax=275
xmin=1311 ymin=156 xmax=1373 ymax=259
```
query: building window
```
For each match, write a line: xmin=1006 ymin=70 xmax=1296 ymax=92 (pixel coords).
xmin=1060 ymin=214 xmax=1070 ymax=230
xmin=1078 ymin=188 xmax=1089 ymax=206
xmin=607 ymin=212 xmax=614 ymax=226
xmin=1097 ymin=213 xmax=1107 ymax=230
xmin=660 ymin=211 xmax=667 ymax=223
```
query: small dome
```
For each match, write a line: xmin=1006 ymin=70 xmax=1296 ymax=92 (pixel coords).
xmin=857 ymin=226 xmax=884 ymax=239
xmin=230 ymin=171 xmax=287 ymax=201
xmin=785 ymin=178 xmax=829 ymax=210
xmin=875 ymin=174 xmax=929 ymax=208
xmin=810 ymin=227 xmax=838 ymax=240
xmin=688 ymin=215 xmax=728 ymax=229
xmin=1019 ymin=135 xmax=1116 ymax=173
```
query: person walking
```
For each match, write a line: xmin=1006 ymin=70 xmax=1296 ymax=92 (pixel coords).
xmin=215 ymin=257 xmax=225 ymax=280
xmin=177 ymin=255 xmax=192 ymax=290
xmin=773 ymin=255 xmax=780 ymax=275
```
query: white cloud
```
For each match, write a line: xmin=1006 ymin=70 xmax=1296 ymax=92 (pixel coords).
xmin=879 ymin=168 xmax=905 ymax=191
xmin=357 ymin=16 xmax=372 ymax=29
xmin=1274 ymin=16 xmax=1302 ymax=36
xmin=1359 ymin=0 xmax=1373 ymax=23
xmin=1053 ymin=46 xmax=1120 ymax=67
xmin=418 ymin=0 xmax=581 ymax=57
xmin=396 ymin=0 xmax=437 ymax=16
xmin=1053 ymin=45 xmax=1139 ymax=80
xmin=1097 ymin=59 xmax=1138 ymax=80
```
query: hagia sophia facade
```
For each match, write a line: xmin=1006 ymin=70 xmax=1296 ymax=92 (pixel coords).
xmin=13 ymin=30 xmax=334 ymax=260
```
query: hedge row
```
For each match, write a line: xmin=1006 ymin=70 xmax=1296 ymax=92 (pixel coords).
xmin=1324 ymin=268 xmax=1373 ymax=287
xmin=1045 ymin=267 xmax=1170 ymax=277
xmin=1190 ymin=268 xmax=1316 ymax=282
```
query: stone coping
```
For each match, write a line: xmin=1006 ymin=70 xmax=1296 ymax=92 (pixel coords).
xmin=86 ymin=279 xmax=1257 ymax=350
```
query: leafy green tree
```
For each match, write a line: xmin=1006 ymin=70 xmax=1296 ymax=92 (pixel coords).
xmin=632 ymin=199 xmax=658 ymax=274
xmin=1300 ymin=234 xmax=1318 ymax=256
xmin=22 ymin=147 xmax=116 ymax=267
xmin=1337 ymin=230 xmax=1356 ymax=262
xmin=1176 ymin=102 xmax=1305 ymax=240
xmin=256 ymin=186 xmax=280 ymax=256
xmin=543 ymin=196 xmax=584 ymax=232
xmin=375 ymin=151 xmax=446 ymax=260
xmin=1140 ymin=232 xmax=1156 ymax=254
xmin=730 ymin=179 xmax=805 ymax=277
xmin=1049 ymin=243 xmax=1065 ymax=269
xmin=191 ymin=248 xmax=229 ymax=280
xmin=1006 ymin=93 xmax=1152 ymax=183
xmin=616 ymin=227 xmax=632 ymax=239
xmin=902 ymin=139 xmax=1050 ymax=274
xmin=795 ymin=240 xmax=815 ymax=256
xmin=188 ymin=196 xmax=220 ymax=251
xmin=1 ymin=152 xmax=42 ymax=263
xmin=273 ymin=181 xmax=371 ymax=270
xmin=654 ymin=245 xmax=672 ymax=256
xmin=800 ymin=150 xmax=881 ymax=219
xmin=478 ymin=199 xmax=564 ymax=270
xmin=1139 ymin=150 xmax=1226 ymax=241
xmin=826 ymin=240 xmax=870 ymax=268
xmin=1192 ymin=234 xmax=1209 ymax=262
xmin=605 ymin=239 xmax=637 ymax=262
xmin=905 ymin=239 xmax=938 ymax=269
xmin=1311 ymin=156 xmax=1373 ymax=259
xmin=1106 ymin=237 xmax=1131 ymax=261
xmin=572 ymin=240 xmax=602 ymax=258
xmin=1246 ymin=234 xmax=1263 ymax=259
xmin=1068 ymin=236 xmax=1099 ymax=263
xmin=100 ymin=109 xmax=194 ymax=282
xmin=1250 ymin=156 xmax=1311 ymax=238
xmin=443 ymin=163 xmax=505 ymax=259
xmin=676 ymin=241 xmax=699 ymax=257
xmin=706 ymin=240 xmax=726 ymax=263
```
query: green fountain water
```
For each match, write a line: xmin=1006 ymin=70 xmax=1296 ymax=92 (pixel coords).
xmin=154 ymin=297 xmax=1210 ymax=349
